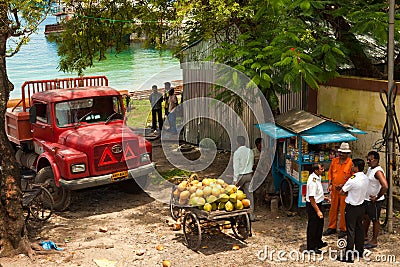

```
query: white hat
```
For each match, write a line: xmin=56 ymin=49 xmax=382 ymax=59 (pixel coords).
xmin=338 ymin=142 xmax=351 ymax=153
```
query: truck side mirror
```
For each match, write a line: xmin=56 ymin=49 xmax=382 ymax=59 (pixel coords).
xmin=29 ymin=105 xmax=37 ymax=123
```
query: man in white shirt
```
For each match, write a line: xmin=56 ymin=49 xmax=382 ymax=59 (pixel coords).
xmin=305 ymin=163 xmax=326 ymax=254
xmin=338 ymin=159 xmax=369 ymax=263
xmin=363 ymin=151 xmax=388 ymax=249
xmin=233 ymin=136 xmax=255 ymax=221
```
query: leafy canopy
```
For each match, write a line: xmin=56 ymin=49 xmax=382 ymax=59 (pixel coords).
xmin=51 ymin=0 xmax=176 ymax=75
xmin=6 ymin=0 xmax=51 ymax=58
xmin=53 ymin=1 xmax=400 ymax=108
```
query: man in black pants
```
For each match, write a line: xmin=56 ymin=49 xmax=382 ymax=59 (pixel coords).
xmin=149 ymin=85 xmax=163 ymax=132
xmin=338 ymin=159 xmax=369 ymax=263
xmin=305 ymin=163 xmax=326 ymax=254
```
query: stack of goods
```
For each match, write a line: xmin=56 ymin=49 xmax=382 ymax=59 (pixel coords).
xmin=172 ymin=174 xmax=250 ymax=212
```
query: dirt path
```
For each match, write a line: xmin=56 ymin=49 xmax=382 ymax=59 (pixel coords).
xmin=1 ymin=139 xmax=400 ymax=266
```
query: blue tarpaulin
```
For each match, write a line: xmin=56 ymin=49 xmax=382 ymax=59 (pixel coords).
xmin=256 ymin=110 xmax=365 ymax=143
xmin=301 ymin=132 xmax=357 ymax=144
xmin=256 ymin=123 xmax=295 ymax=139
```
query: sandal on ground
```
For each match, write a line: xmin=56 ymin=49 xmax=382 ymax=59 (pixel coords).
xmin=365 ymin=243 xmax=377 ymax=249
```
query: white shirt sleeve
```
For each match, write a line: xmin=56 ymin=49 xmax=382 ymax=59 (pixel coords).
xmin=308 ymin=181 xmax=317 ymax=197
xmin=233 ymin=150 xmax=239 ymax=182
xmin=342 ymin=179 xmax=352 ymax=192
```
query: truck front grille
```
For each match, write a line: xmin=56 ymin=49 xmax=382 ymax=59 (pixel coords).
xmin=93 ymin=141 xmax=139 ymax=174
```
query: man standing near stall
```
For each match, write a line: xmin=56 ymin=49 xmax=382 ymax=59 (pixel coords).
xmin=337 ymin=159 xmax=368 ymax=263
xmin=305 ymin=163 xmax=327 ymax=254
xmin=363 ymin=151 xmax=388 ymax=249
xmin=233 ymin=136 xmax=255 ymax=221
xmin=323 ymin=142 xmax=353 ymax=238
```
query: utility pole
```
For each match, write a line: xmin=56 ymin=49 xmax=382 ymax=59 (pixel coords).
xmin=387 ymin=0 xmax=395 ymax=233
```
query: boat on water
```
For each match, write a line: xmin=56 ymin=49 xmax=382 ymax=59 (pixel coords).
xmin=44 ymin=4 xmax=73 ymax=35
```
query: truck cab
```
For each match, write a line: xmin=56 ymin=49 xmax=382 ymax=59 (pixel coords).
xmin=6 ymin=77 xmax=154 ymax=211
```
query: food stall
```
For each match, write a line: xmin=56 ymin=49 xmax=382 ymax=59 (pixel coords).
xmin=257 ymin=109 xmax=366 ymax=210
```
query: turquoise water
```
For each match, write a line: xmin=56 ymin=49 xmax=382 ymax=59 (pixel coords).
xmin=6 ymin=16 xmax=182 ymax=99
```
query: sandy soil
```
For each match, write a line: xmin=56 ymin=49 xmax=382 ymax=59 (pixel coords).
xmin=1 ymin=138 xmax=400 ymax=267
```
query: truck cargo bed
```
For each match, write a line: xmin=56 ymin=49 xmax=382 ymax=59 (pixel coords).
xmin=6 ymin=107 xmax=32 ymax=144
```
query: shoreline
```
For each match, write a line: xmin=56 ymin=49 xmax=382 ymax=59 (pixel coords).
xmin=6 ymin=80 xmax=182 ymax=108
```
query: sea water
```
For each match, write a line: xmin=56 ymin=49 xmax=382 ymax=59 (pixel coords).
xmin=6 ymin=16 xmax=182 ymax=99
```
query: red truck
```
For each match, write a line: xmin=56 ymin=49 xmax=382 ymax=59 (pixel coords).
xmin=6 ymin=76 xmax=154 ymax=211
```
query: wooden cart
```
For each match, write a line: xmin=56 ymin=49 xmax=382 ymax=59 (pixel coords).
xmin=182 ymin=207 xmax=251 ymax=251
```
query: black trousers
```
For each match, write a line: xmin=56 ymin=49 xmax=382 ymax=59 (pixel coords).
xmin=345 ymin=203 xmax=366 ymax=255
xmin=306 ymin=201 xmax=324 ymax=250
xmin=151 ymin=108 xmax=163 ymax=130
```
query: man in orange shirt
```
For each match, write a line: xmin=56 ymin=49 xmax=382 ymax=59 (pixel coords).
xmin=323 ymin=142 xmax=353 ymax=238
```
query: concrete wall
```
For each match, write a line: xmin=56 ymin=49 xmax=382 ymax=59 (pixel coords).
xmin=318 ymin=76 xmax=395 ymax=162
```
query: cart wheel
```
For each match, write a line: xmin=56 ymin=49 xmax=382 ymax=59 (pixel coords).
xmin=170 ymin=197 xmax=183 ymax=220
xmin=280 ymin=178 xmax=294 ymax=211
xmin=183 ymin=212 xmax=201 ymax=251
xmin=29 ymin=187 xmax=54 ymax=221
xmin=231 ymin=213 xmax=251 ymax=240
xmin=379 ymin=197 xmax=388 ymax=227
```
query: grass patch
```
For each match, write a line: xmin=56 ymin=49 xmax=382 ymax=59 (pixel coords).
xmin=126 ymin=99 xmax=152 ymax=128
xmin=159 ymin=169 xmax=192 ymax=179
xmin=159 ymin=169 xmax=192 ymax=180
xmin=125 ymin=96 xmax=181 ymax=128
xmin=148 ymin=169 xmax=192 ymax=186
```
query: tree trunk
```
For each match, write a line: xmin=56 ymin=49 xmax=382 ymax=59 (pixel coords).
xmin=324 ymin=14 xmax=383 ymax=79
xmin=0 ymin=2 xmax=32 ymax=257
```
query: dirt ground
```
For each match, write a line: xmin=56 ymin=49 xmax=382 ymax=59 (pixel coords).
xmin=1 ymin=138 xmax=400 ymax=267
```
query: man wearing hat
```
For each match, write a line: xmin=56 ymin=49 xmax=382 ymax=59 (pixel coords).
xmin=323 ymin=142 xmax=353 ymax=238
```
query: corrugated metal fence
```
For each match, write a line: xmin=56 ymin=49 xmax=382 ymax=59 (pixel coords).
xmin=180 ymin=41 xmax=305 ymax=151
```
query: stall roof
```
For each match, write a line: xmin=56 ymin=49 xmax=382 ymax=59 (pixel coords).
xmin=256 ymin=109 xmax=366 ymax=142
xmin=301 ymin=132 xmax=357 ymax=144
xmin=275 ymin=109 xmax=325 ymax=133
xmin=256 ymin=123 xmax=295 ymax=139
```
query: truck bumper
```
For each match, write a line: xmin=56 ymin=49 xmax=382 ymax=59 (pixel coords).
xmin=59 ymin=162 xmax=155 ymax=190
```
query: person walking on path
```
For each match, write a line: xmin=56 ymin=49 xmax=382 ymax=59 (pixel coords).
xmin=306 ymin=163 xmax=327 ymax=254
xmin=337 ymin=159 xmax=368 ymax=263
xmin=323 ymin=142 xmax=353 ymax=238
xmin=167 ymin=88 xmax=178 ymax=133
xmin=233 ymin=136 xmax=255 ymax=221
xmin=149 ymin=85 xmax=163 ymax=132
xmin=363 ymin=151 xmax=388 ymax=249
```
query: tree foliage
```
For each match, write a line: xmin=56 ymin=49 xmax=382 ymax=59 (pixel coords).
xmin=172 ymin=0 xmax=400 ymax=109
xmin=55 ymin=1 xmax=400 ymax=110
xmin=52 ymin=0 xmax=176 ymax=75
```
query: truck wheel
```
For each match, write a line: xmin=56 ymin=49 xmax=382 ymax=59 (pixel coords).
xmin=118 ymin=175 xmax=149 ymax=194
xmin=36 ymin=166 xmax=72 ymax=211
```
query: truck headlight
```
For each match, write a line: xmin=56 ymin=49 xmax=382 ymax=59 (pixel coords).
xmin=140 ymin=153 xmax=151 ymax=163
xmin=71 ymin=163 xmax=86 ymax=173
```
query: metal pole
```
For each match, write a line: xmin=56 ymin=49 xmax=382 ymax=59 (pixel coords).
xmin=387 ymin=0 xmax=395 ymax=233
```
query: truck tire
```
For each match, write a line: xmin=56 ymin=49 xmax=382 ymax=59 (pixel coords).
xmin=36 ymin=166 xmax=72 ymax=211
xmin=118 ymin=175 xmax=149 ymax=194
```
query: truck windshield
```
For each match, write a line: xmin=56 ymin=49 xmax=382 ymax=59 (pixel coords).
xmin=55 ymin=96 xmax=124 ymax=127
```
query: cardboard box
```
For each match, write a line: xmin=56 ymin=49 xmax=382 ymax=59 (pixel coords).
xmin=301 ymin=171 xmax=309 ymax=183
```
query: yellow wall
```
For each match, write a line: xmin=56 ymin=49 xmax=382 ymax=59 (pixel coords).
xmin=318 ymin=86 xmax=386 ymax=131
xmin=318 ymin=82 xmax=390 ymax=160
